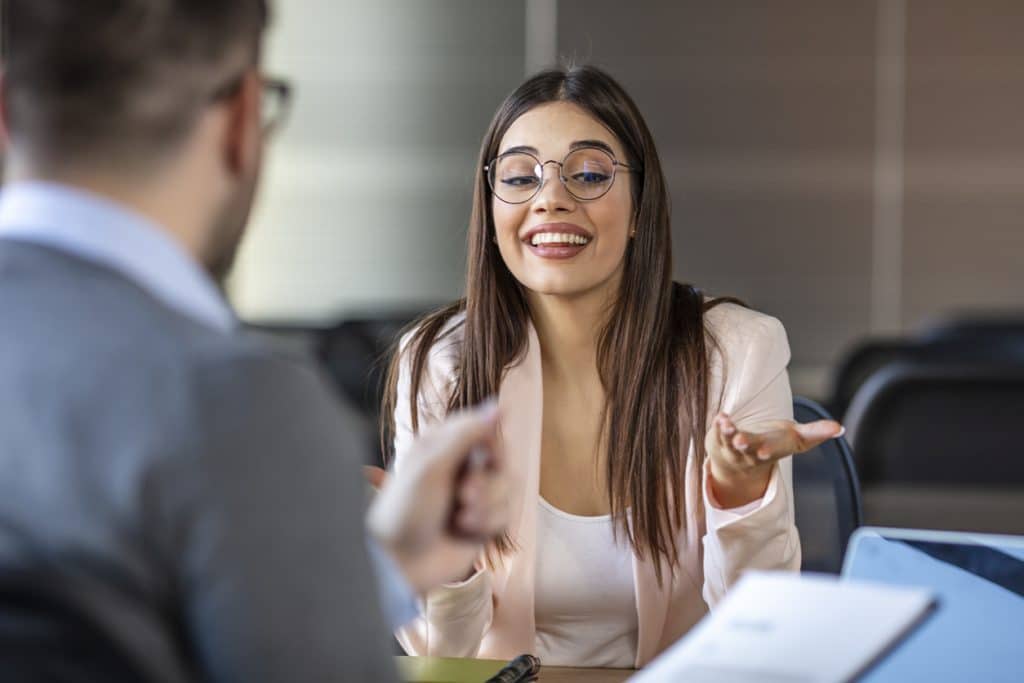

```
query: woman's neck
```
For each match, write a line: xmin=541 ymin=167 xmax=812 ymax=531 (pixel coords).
xmin=527 ymin=285 xmax=615 ymax=383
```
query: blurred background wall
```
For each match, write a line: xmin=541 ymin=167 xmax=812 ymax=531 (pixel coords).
xmin=229 ymin=0 xmax=526 ymax=321
xmin=229 ymin=0 xmax=1024 ymax=401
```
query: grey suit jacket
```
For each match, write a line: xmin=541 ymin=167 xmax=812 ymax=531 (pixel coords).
xmin=0 ymin=241 xmax=398 ymax=682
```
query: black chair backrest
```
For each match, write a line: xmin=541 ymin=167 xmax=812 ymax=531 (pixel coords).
xmin=918 ymin=315 xmax=1024 ymax=345
xmin=791 ymin=396 xmax=863 ymax=574
xmin=828 ymin=336 xmax=1024 ymax=420
xmin=845 ymin=363 xmax=1024 ymax=486
xmin=827 ymin=339 xmax=911 ymax=418
xmin=0 ymin=570 xmax=147 ymax=682
xmin=317 ymin=312 xmax=425 ymax=419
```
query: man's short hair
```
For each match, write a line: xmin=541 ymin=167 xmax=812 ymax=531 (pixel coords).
xmin=1 ymin=0 xmax=269 ymax=167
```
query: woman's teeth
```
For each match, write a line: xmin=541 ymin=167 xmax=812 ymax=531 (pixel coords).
xmin=529 ymin=232 xmax=590 ymax=246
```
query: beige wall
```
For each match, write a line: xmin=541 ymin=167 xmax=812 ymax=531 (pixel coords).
xmin=228 ymin=0 xmax=526 ymax=321
xmin=556 ymin=0 xmax=878 ymax=397
xmin=902 ymin=0 xmax=1024 ymax=326
xmin=553 ymin=0 xmax=1024 ymax=396
xmin=230 ymin=0 xmax=1024 ymax=399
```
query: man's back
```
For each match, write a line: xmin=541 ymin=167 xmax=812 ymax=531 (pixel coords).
xmin=0 ymin=240 xmax=397 ymax=682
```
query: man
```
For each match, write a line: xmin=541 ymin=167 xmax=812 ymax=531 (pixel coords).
xmin=0 ymin=1 xmax=507 ymax=681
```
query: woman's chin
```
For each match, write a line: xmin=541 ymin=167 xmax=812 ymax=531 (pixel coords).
xmin=519 ymin=275 xmax=615 ymax=300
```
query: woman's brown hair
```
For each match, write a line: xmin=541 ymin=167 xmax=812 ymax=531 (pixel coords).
xmin=382 ymin=64 xmax=732 ymax=583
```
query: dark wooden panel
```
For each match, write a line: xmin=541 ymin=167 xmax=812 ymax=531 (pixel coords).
xmin=902 ymin=0 xmax=1024 ymax=326
xmin=557 ymin=1 xmax=878 ymax=370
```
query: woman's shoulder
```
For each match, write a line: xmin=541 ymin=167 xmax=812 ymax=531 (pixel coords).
xmin=701 ymin=299 xmax=790 ymax=369
xmin=398 ymin=307 xmax=466 ymax=378
xmin=703 ymin=300 xmax=785 ymax=341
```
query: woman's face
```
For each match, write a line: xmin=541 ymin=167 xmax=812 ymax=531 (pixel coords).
xmin=491 ymin=101 xmax=635 ymax=301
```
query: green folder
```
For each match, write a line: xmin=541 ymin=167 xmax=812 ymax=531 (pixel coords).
xmin=396 ymin=656 xmax=507 ymax=683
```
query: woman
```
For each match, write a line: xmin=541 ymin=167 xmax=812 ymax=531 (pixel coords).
xmin=381 ymin=64 xmax=842 ymax=668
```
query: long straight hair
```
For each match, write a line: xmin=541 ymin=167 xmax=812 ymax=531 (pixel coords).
xmin=382 ymin=65 xmax=732 ymax=583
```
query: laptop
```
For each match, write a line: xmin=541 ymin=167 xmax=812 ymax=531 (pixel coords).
xmin=842 ymin=527 xmax=1024 ymax=682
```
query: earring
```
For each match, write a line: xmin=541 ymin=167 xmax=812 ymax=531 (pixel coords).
xmin=629 ymin=228 xmax=637 ymax=238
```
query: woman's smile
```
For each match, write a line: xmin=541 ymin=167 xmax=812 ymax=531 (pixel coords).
xmin=522 ymin=222 xmax=594 ymax=260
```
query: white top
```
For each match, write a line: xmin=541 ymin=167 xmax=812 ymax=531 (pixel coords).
xmin=533 ymin=498 xmax=638 ymax=668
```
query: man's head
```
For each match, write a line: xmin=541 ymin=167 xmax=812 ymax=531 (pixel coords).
xmin=0 ymin=0 xmax=275 ymax=279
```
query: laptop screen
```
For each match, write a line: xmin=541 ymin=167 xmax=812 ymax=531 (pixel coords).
xmin=842 ymin=529 xmax=1024 ymax=682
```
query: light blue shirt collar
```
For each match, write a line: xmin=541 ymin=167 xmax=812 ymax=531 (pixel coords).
xmin=0 ymin=181 xmax=236 ymax=332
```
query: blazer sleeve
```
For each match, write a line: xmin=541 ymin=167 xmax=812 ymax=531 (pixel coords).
xmin=701 ymin=313 xmax=802 ymax=608
xmin=391 ymin=331 xmax=494 ymax=657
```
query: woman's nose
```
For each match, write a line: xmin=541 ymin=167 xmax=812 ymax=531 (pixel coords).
xmin=532 ymin=161 xmax=575 ymax=212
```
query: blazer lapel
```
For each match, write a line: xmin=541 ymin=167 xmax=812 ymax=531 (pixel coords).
xmin=632 ymin=528 xmax=673 ymax=666
xmin=488 ymin=321 xmax=544 ymax=655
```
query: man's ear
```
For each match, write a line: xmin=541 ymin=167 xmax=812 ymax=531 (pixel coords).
xmin=222 ymin=70 xmax=262 ymax=177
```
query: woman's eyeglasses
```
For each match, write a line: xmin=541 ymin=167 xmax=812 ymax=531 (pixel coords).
xmin=484 ymin=146 xmax=636 ymax=204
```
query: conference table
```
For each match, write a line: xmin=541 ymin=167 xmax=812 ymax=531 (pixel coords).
xmin=397 ymin=656 xmax=633 ymax=682
xmin=528 ymin=668 xmax=632 ymax=682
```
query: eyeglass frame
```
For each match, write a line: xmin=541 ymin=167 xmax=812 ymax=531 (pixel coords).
xmin=209 ymin=70 xmax=294 ymax=136
xmin=484 ymin=146 xmax=638 ymax=204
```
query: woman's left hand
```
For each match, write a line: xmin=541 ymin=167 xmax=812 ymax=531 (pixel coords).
xmin=704 ymin=412 xmax=845 ymax=509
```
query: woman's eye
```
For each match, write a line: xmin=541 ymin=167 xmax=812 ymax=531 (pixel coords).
xmin=501 ymin=175 xmax=540 ymax=187
xmin=572 ymin=172 xmax=610 ymax=184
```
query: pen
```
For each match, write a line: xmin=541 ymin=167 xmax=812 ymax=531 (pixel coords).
xmin=485 ymin=654 xmax=541 ymax=683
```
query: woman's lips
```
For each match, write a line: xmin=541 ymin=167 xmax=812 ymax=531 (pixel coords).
xmin=522 ymin=224 xmax=592 ymax=260
xmin=526 ymin=241 xmax=589 ymax=259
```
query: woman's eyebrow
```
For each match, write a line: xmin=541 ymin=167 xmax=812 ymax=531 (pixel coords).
xmin=569 ymin=139 xmax=615 ymax=155
xmin=498 ymin=144 xmax=539 ymax=156
xmin=498 ymin=140 xmax=617 ymax=157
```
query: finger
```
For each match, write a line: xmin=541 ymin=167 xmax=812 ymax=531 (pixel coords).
xmin=421 ymin=399 xmax=501 ymax=472
xmin=458 ymin=482 xmax=509 ymax=538
xmin=453 ymin=465 xmax=506 ymax=533
xmin=718 ymin=413 xmax=737 ymax=437
xmin=792 ymin=420 xmax=845 ymax=451
xmin=715 ymin=415 xmax=757 ymax=465
xmin=457 ymin=501 xmax=506 ymax=538
xmin=745 ymin=428 xmax=794 ymax=460
xmin=457 ymin=469 xmax=487 ymax=506
xmin=714 ymin=415 xmax=742 ymax=459
xmin=729 ymin=420 xmax=765 ymax=457
xmin=457 ymin=467 xmax=509 ymax=530
xmin=362 ymin=465 xmax=389 ymax=490
xmin=746 ymin=420 xmax=845 ymax=460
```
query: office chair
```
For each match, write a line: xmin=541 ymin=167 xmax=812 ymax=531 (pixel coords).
xmin=844 ymin=363 xmax=1024 ymax=486
xmin=917 ymin=313 xmax=1024 ymax=345
xmin=791 ymin=396 xmax=863 ymax=574
xmin=0 ymin=570 xmax=147 ymax=682
xmin=826 ymin=339 xmax=910 ymax=418
xmin=316 ymin=313 xmax=425 ymax=419
xmin=827 ymin=336 xmax=1024 ymax=420
xmin=315 ymin=312 xmax=428 ymax=464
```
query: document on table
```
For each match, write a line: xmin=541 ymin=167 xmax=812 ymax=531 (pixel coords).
xmin=630 ymin=571 xmax=935 ymax=683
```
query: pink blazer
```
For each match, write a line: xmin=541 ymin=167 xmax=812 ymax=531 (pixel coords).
xmin=392 ymin=302 xmax=801 ymax=667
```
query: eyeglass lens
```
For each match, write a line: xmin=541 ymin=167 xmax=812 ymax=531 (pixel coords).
xmin=261 ymin=82 xmax=289 ymax=133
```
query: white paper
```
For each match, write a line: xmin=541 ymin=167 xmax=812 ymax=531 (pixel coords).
xmin=630 ymin=571 xmax=934 ymax=683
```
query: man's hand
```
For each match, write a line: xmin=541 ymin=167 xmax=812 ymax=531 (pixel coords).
xmin=365 ymin=402 xmax=509 ymax=594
